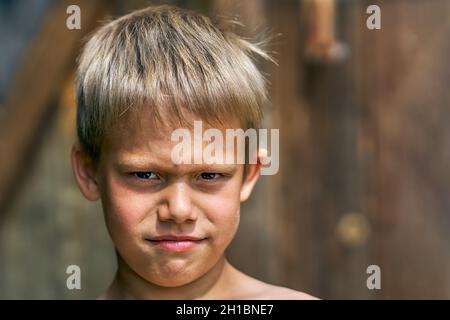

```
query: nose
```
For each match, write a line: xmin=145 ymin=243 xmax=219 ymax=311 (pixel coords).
xmin=157 ymin=182 xmax=197 ymax=223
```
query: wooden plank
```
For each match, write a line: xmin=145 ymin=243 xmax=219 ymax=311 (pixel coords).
xmin=358 ymin=0 xmax=450 ymax=298
xmin=0 ymin=0 xmax=114 ymax=218
xmin=269 ymin=0 xmax=367 ymax=298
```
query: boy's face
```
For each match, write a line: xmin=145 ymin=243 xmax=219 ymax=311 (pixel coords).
xmin=72 ymin=111 xmax=262 ymax=287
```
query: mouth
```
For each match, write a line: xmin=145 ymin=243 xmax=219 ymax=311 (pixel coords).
xmin=145 ymin=235 xmax=207 ymax=252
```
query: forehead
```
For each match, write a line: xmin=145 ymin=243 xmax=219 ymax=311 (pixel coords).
xmin=101 ymin=107 xmax=243 ymax=169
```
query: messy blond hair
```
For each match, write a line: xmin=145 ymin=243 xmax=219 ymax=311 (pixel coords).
xmin=76 ymin=5 xmax=272 ymax=161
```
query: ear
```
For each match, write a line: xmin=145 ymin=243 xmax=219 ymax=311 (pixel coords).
xmin=71 ymin=142 xmax=100 ymax=201
xmin=240 ymin=149 xmax=266 ymax=202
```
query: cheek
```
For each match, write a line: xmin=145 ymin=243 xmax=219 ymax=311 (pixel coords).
xmin=100 ymin=175 xmax=152 ymax=237
xmin=199 ymin=181 xmax=242 ymax=239
xmin=207 ymin=196 xmax=240 ymax=225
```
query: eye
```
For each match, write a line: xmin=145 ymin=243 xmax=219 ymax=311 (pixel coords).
xmin=199 ymin=172 xmax=223 ymax=180
xmin=133 ymin=172 xmax=160 ymax=180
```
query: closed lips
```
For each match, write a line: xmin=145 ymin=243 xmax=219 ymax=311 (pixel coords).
xmin=147 ymin=235 xmax=206 ymax=241
xmin=145 ymin=235 xmax=207 ymax=252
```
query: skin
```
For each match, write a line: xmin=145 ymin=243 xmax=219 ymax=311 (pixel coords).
xmin=71 ymin=111 xmax=317 ymax=300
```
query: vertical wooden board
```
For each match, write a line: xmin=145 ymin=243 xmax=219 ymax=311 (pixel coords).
xmin=0 ymin=0 xmax=114 ymax=218
xmin=0 ymin=75 xmax=116 ymax=299
xmin=358 ymin=0 xmax=450 ymax=298
xmin=268 ymin=0 xmax=319 ymax=294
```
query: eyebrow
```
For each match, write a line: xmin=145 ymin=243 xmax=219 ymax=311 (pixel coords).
xmin=115 ymin=158 xmax=238 ymax=173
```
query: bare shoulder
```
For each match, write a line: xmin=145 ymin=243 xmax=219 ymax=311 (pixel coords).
xmin=253 ymin=283 xmax=319 ymax=300
xmin=261 ymin=284 xmax=319 ymax=300
xmin=232 ymin=270 xmax=319 ymax=300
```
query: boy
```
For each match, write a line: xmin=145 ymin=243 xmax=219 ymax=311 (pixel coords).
xmin=71 ymin=5 xmax=315 ymax=300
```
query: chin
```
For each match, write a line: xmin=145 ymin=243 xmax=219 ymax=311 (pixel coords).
xmin=147 ymin=273 xmax=200 ymax=288
xmin=138 ymin=261 xmax=201 ymax=287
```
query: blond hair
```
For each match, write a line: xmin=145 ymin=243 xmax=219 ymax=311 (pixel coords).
xmin=76 ymin=5 xmax=272 ymax=160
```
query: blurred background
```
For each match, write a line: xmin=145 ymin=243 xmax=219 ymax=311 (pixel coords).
xmin=0 ymin=0 xmax=449 ymax=299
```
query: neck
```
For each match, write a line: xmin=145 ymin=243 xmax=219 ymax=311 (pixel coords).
xmin=104 ymin=255 xmax=238 ymax=300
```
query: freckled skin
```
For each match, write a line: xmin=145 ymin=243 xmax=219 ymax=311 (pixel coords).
xmin=72 ymin=112 xmax=317 ymax=299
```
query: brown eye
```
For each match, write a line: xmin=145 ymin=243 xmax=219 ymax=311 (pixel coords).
xmin=134 ymin=172 xmax=159 ymax=180
xmin=200 ymin=172 xmax=221 ymax=180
